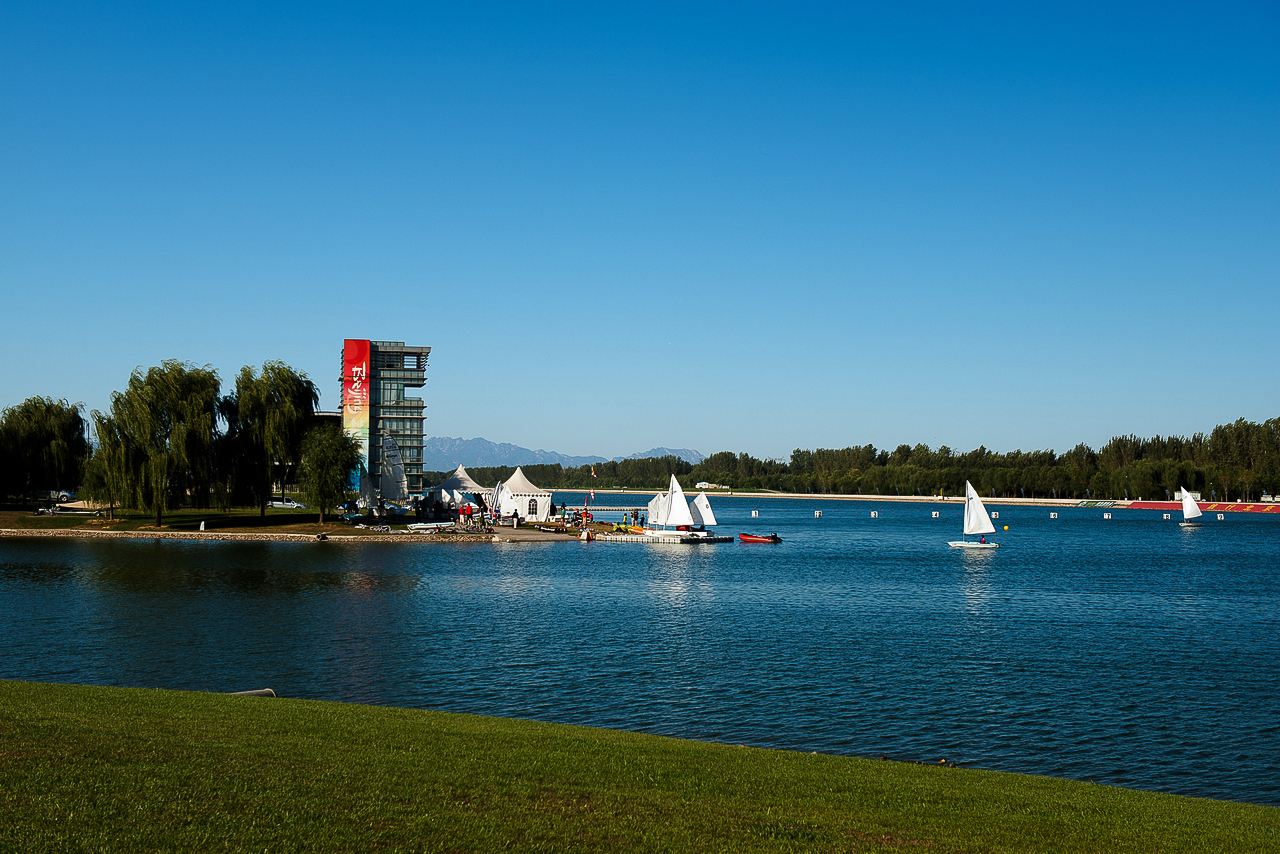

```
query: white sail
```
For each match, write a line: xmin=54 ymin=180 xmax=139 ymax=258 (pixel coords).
xmin=690 ymin=492 xmax=717 ymax=526
xmin=664 ymin=474 xmax=696 ymax=527
xmin=647 ymin=491 xmax=669 ymax=526
xmin=962 ymin=481 xmax=996 ymax=536
xmin=379 ymin=435 xmax=408 ymax=501
xmin=358 ymin=463 xmax=374 ymax=508
xmin=1180 ymin=487 xmax=1202 ymax=520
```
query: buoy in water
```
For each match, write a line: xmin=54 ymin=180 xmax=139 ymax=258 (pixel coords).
xmin=1003 ymin=525 xmax=1008 ymax=531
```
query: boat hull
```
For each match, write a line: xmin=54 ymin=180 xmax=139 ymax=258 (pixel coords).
xmin=739 ymin=533 xmax=781 ymax=543
xmin=599 ymin=532 xmax=732 ymax=544
xmin=1178 ymin=521 xmax=1202 ymax=528
xmin=948 ymin=540 xmax=999 ymax=549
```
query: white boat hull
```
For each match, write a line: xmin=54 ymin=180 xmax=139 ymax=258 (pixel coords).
xmin=1178 ymin=521 xmax=1202 ymax=528
xmin=948 ymin=540 xmax=999 ymax=549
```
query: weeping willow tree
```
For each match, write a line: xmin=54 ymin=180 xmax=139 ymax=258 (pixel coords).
xmin=231 ymin=362 xmax=319 ymax=516
xmin=0 ymin=397 xmax=89 ymax=501
xmin=298 ymin=423 xmax=361 ymax=524
xmin=82 ymin=412 xmax=133 ymax=520
xmin=107 ymin=361 xmax=221 ymax=526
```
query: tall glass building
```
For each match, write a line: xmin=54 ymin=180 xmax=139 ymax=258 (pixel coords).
xmin=341 ymin=339 xmax=431 ymax=495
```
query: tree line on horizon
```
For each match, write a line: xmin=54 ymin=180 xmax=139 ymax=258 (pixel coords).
xmin=441 ymin=416 xmax=1280 ymax=502
xmin=0 ymin=360 xmax=359 ymax=524
xmin=3 ymin=359 xmax=1277 ymax=512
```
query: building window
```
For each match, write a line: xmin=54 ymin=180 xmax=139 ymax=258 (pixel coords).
xmin=528 ymin=498 xmax=538 ymax=516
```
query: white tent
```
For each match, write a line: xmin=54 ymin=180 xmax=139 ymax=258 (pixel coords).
xmin=428 ymin=464 xmax=489 ymax=507
xmin=494 ymin=466 xmax=552 ymax=521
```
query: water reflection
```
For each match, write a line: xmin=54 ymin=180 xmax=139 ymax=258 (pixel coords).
xmin=961 ymin=560 xmax=993 ymax=616
xmin=0 ymin=560 xmax=77 ymax=583
xmin=646 ymin=544 xmax=695 ymax=607
xmin=491 ymin=543 xmax=554 ymax=598
xmin=59 ymin=541 xmax=423 ymax=595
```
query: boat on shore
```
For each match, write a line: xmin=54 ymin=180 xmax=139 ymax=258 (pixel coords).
xmin=739 ymin=533 xmax=781 ymax=543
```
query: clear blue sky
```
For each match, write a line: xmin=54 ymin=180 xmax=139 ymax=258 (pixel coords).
xmin=2 ymin=2 xmax=1276 ymax=459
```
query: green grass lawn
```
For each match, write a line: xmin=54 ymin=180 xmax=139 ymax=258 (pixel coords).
xmin=1 ymin=682 xmax=1276 ymax=851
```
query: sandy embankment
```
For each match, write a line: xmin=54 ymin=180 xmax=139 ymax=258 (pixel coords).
xmin=0 ymin=526 xmax=571 ymax=544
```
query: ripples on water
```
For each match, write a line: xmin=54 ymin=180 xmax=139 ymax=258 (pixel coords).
xmin=2 ymin=497 xmax=1278 ymax=805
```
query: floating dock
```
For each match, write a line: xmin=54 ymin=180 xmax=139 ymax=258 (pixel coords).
xmin=595 ymin=533 xmax=734 ymax=544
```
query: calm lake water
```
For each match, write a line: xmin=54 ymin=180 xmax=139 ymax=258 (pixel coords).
xmin=3 ymin=494 xmax=1278 ymax=806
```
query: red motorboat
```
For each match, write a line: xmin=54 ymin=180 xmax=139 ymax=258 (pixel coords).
xmin=738 ymin=533 xmax=782 ymax=543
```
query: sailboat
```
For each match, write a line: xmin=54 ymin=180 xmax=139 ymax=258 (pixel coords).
xmin=1178 ymin=486 xmax=1203 ymax=528
xmin=379 ymin=435 xmax=408 ymax=503
xmin=948 ymin=481 xmax=999 ymax=549
xmin=638 ymin=476 xmax=730 ymax=542
xmin=689 ymin=491 xmax=717 ymax=528
xmin=646 ymin=474 xmax=695 ymax=533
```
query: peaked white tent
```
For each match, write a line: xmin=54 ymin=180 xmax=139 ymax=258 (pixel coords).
xmin=428 ymin=464 xmax=489 ymax=507
xmin=493 ymin=466 xmax=553 ymax=521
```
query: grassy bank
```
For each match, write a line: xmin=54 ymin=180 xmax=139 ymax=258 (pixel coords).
xmin=0 ymin=506 xmax=336 ymax=533
xmin=0 ymin=507 xmax=493 ymax=541
xmin=2 ymin=682 xmax=1276 ymax=851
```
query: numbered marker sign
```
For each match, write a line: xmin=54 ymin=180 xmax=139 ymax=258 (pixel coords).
xmin=814 ymin=510 xmax=822 ymax=518
xmin=991 ymin=511 xmax=999 ymax=519
xmin=751 ymin=510 xmax=759 ymax=518
xmin=1049 ymin=512 xmax=1058 ymax=519
xmin=1162 ymin=513 xmax=1171 ymax=520
xmin=931 ymin=511 xmax=939 ymax=518
xmin=1103 ymin=512 xmax=1112 ymax=520
xmin=870 ymin=511 xmax=878 ymax=518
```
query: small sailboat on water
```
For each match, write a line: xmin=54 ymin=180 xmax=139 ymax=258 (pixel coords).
xmin=646 ymin=474 xmax=696 ymax=533
xmin=1178 ymin=486 xmax=1203 ymax=528
xmin=948 ymin=481 xmax=999 ymax=549
xmin=642 ymin=476 xmax=731 ymax=542
xmin=689 ymin=491 xmax=717 ymax=528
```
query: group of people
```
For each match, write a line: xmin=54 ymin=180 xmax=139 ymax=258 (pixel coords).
xmin=404 ymin=494 xmax=494 ymax=524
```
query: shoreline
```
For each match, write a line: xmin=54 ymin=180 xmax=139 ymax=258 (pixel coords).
xmin=6 ymin=492 xmax=1276 ymax=545
xmin=0 ymin=526 xmax=568 ymax=545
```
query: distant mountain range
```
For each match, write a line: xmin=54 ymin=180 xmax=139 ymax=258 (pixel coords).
xmin=422 ymin=437 xmax=704 ymax=471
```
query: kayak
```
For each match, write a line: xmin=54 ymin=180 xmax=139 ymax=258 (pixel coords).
xmin=739 ymin=533 xmax=781 ymax=543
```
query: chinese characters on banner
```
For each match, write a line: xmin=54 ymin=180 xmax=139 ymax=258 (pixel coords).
xmin=342 ymin=339 xmax=371 ymax=488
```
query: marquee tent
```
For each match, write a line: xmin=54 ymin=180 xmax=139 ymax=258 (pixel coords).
xmin=427 ymin=464 xmax=490 ymax=508
xmin=492 ymin=466 xmax=553 ymax=521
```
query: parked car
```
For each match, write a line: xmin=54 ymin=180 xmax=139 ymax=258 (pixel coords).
xmin=47 ymin=490 xmax=76 ymax=503
xmin=269 ymin=498 xmax=307 ymax=509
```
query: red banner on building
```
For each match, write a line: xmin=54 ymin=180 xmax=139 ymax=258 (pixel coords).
xmin=342 ymin=338 xmax=371 ymax=479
